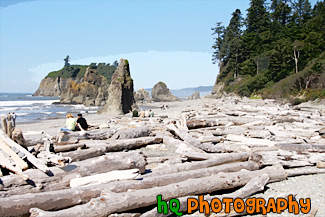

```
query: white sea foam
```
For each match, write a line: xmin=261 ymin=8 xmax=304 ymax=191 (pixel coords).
xmin=16 ymin=113 xmax=29 ymax=116
xmin=0 ymin=107 xmax=19 ymax=111
xmin=88 ymin=111 xmax=97 ymax=114
xmin=0 ymin=100 xmax=60 ymax=107
xmin=57 ymin=112 xmax=67 ymax=114
xmin=41 ymin=112 xmax=52 ymax=115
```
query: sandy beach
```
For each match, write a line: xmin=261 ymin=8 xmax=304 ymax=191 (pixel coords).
xmin=16 ymin=99 xmax=212 ymax=135
xmin=1 ymin=97 xmax=325 ymax=217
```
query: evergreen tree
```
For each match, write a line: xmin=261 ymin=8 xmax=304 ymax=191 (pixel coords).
xmin=270 ymin=0 xmax=292 ymax=26
xmin=223 ymin=9 xmax=243 ymax=78
xmin=211 ymin=0 xmax=324 ymax=99
xmin=211 ymin=22 xmax=225 ymax=66
xmin=291 ymin=0 xmax=312 ymax=27
xmin=246 ymin=0 xmax=270 ymax=33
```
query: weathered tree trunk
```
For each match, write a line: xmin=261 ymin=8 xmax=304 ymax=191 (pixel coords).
xmin=11 ymin=129 xmax=26 ymax=147
xmin=166 ymin=124 xmax=225 ymax=152
xmin=0 ymin=130 xmax=50 ymax=174
xmin=0 ymin=150 xmax=28 ymax=180
xmin=0 ymin=151 xmax=147 ymax=197
xmin=186 ymin=120 xmax=220 ymax=129
xmin=149 ymin=152 xmax=251 ymax=176
xmin=0 ymin=161 xmax=258 ymax=217
xmin=70 ymin=169 xmax=140 ymax=188
xmin=141 ymin=174 xmax=270 ymax=217
xmin=29 ymin=165 xmax=287 ymax=217
xmin=62 ymin=137 xmax=162 ymax=162
xmin=112 ymin=126 xmax=151 ymax=139
xmin=62 ymin=146 xmax=107 ymax=162
xmin=0 ymin=117 xmax=7 ymax=134
xmin=163 ymin=136 xmax=205 ymax=154
xmin=0 ymin=138 xmax=28 ymax=170
xmin=275 ymin=143 xmax=325 ymax=152
xmin=54 ymin=143 xmax=86 ymax=153
xmin=87 ymin=137 xmax=163 ymax=151
xmin=286 ymin=166 xmax=325 ymax=177
xmin=181 ymin=152 xmax=250 ymax=161
xmin=7 ymin=121 xmax=14 ymax=138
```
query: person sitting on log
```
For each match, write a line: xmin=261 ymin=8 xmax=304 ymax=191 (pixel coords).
xmin=60 ymin=113 xmax=76 ymax=131
xmin=139 ymin=109 xmax=145 ymax=118
xmin=75 ymin=113 xmax=88 ymax=131
xmin=132 ymin=109 xmax=139 ymax=117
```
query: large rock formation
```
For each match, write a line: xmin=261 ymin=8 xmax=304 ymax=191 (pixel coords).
xmin=33 ymin=77 xmax=74 ymax=97
xmin=33 ymin=63 xmax=116 ymax=105
xmin=134 ymin=88 xmax=151 ymax=104
xmin=188 ymin=91 xmax=200 ymax=100
xmin=151 ymin=82 xmax=180 ymax=102
xmin=100 ymin=59 xmax=136 ymax=115
xmin=60 ymin=67 xmax=109 ymax=106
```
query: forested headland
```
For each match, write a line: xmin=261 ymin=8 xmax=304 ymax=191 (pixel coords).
xmin=211 ymin=0 xmax=325 ymax=102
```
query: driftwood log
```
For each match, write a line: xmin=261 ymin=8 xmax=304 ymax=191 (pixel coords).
xmin=149 ymin=152 xmax=250 ymax=176
xmin=0 ymin=151 xmax=147 ymax=197
xmin=0 ymin=117 xmax=7 ymax=134
xmin=0 ymin=161 xmax=258 ymax=216
xmin=186 ymin=119 xmax=220 ymax=129
xmin=62 ymin=137 xmax=162 ymax=162
xmin=0 ymin=130 xmax=50 ymax=174
xmin=141 ymin=174 xmax=270 ymax=217
xmin=54 ymin=143 xmax=86 ymax=153
xmin=29 ymin=165 xmax=287 ymax=217
xmin=112 ymin=126 xmax=151 ymax=139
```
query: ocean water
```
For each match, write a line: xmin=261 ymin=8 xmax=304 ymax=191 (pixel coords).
xmin=0 ymin=93 xmax=99 ymax=123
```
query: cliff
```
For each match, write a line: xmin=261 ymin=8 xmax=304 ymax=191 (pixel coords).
xmin=60 ymin=66 xmax=109 ymax=106
xmin=33 ymin=63 xmax=116 ymax=105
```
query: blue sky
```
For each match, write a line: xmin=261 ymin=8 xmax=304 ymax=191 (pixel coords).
xmin=0 ymin=0 xmax=318 ymax=93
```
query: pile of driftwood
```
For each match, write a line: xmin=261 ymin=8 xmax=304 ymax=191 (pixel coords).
xmin=0 ymin=97 xmax=324 ymax=217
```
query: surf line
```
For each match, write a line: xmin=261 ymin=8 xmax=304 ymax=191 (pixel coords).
xmin=156 ymin=194 xmax=311 ymax=216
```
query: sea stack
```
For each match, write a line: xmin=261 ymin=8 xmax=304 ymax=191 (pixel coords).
xmin=134 ymin=88 xmax=151 ymax=104
xmin=100 ymin=59 xmax=136 ymax=115
xmin=151 ymin=82 xmax=180 ymax=102
xmin=60 ymin=66 xmax=109 ymax=106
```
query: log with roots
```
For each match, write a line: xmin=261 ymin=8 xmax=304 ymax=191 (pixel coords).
xmin=0 ymin=151 xmax=147 ymax=197
xmin=0 ymin=161 xmax=258 ymax=217
xmin=141 ymin=174 xmax=270 ymax=217
xmin=29 ymin=164 xmax=287 ymax=217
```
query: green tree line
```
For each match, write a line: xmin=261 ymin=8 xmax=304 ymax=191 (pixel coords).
xmin=212 ymin=0 xmax=325 ymax=100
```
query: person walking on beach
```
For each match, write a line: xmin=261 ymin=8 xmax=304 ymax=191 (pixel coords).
xmin=11 ymin=112 xmax=16 ymax=127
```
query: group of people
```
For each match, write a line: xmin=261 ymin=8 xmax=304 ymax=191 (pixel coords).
xmin=6 ymin=112 xmax=17 ymax=127
xmin=132 ymin=109 xmax=154 ymax=118
xmin=61 ymin=113 xmax=88 ymax=132
xmin=160 ymin=104 xmax=169 ymax=110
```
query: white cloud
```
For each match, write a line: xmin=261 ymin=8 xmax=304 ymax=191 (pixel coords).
xmin=30 ymin=50 xmax=219 ymax=90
